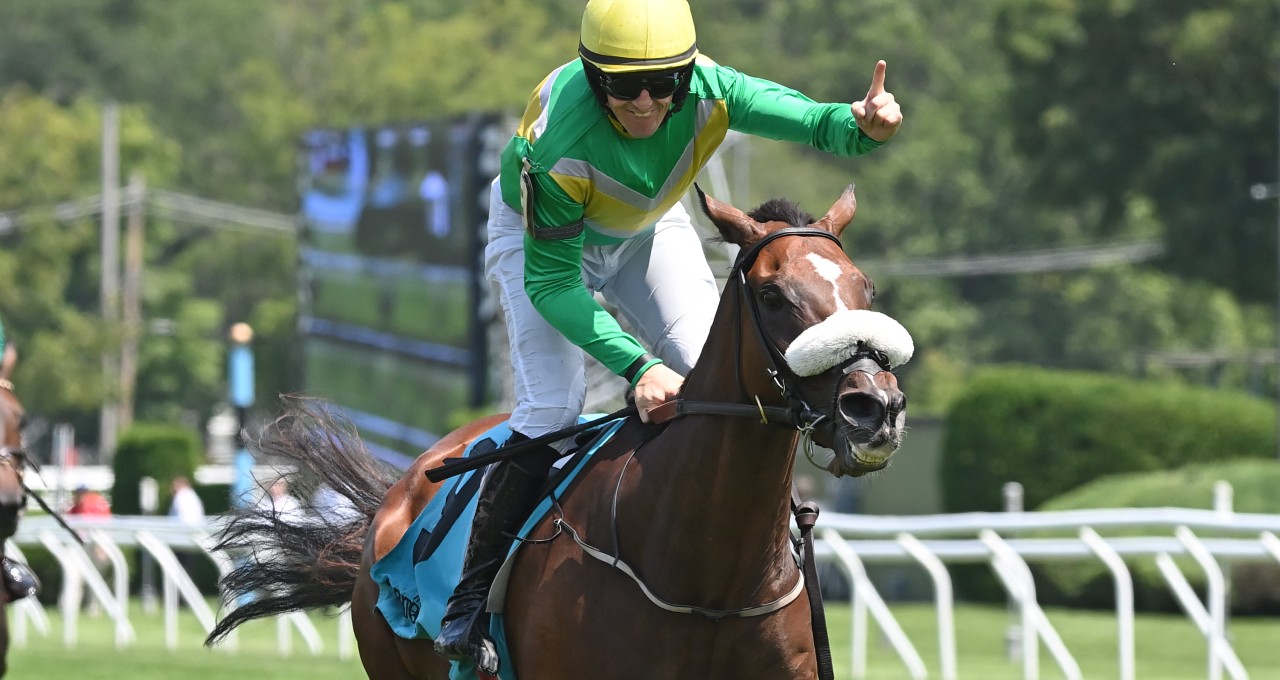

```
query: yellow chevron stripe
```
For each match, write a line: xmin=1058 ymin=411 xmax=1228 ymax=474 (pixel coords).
xmin=546 ymin=100 xmax=730 ymax=237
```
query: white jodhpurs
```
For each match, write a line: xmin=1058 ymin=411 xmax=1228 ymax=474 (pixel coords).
xmin=483 ymin=177 xmax=719 ymax=449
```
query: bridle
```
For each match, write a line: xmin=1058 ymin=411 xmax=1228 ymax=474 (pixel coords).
xmin=546 ymin=227 xmax=891 ymax=625
xmin=651 ymin=226 xmax=895 ymax=454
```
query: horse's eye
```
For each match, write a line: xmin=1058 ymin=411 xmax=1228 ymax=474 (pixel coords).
xmin=759 ymin=287 xmax=786 ymax=309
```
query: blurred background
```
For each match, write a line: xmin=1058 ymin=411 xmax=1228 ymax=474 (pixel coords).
xmin=0 ymin=0 xmax=1276 ymax=519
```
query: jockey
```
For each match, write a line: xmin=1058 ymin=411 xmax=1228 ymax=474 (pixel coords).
xmin=434 ymin=0 xmax=903 ymax=671
xmin=0 ymin=314 xmax=38 ymax=602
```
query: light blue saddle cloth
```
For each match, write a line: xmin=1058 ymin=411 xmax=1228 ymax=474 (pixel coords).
xmin=368 ymin=415 xmax=625 ymax=680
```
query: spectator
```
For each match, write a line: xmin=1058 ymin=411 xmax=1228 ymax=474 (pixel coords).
xmin=67 ymin=485 xmax=112 ymax=517
xmin=257 ymin=478 xmax=303 ymax=523
xmin=66 ymin=484 xmax=112 ymax=612
xmin=312 ymin=483 xmax=360 ymax=522
xmin=168 ymin=476 xmax=205 ymax=527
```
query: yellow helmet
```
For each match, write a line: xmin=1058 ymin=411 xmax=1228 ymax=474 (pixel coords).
xmin=579 ymin=0 xmax=698 ymax=74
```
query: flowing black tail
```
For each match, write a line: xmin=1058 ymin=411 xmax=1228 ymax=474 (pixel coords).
xmin=205 ymin=398 xmax=399 ymax=646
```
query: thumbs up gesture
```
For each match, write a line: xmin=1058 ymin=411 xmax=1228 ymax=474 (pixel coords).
xmin=851 ymin=60 xmax=902 ymax=142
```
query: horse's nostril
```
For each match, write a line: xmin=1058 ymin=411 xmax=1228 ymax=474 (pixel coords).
xmin=839 ymin=393 xmax=885 ymax=428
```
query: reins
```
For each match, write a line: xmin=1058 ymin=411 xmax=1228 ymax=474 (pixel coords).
xmin=424 ymin=226 xmax=846 ymax=676
xmin=425 ymin=405 xmax=638 ymax=483
xmin=556 ymin=227 xmax=842 ymax=675
xmin=20 ymin=477 xmax=87 ymax=547
xmin=1 ymin=448 xmax=85 ymax=549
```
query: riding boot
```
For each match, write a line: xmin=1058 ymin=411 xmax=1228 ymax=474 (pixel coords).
xmin=434 ymin=436 xmax=560 ymax=674
xmin=2 ymin=556 xmax=40 ymax=602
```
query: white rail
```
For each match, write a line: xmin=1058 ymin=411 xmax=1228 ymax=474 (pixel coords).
xmin=810 ymin=505 xmax=1280 ymax=680
xmin=9 ymin=515 xmax=347 ymax=656
xmin=1079 ymin=526 xmax=1133 ymax=680
xmin=7 ymin=504 xmax=1280 ymax=680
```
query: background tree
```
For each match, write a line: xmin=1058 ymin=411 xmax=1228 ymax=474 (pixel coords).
xmin=0 ymin=0 xmax=1274 ymax=440
xmin=992 ymin=0 xmax=1278 ymax=303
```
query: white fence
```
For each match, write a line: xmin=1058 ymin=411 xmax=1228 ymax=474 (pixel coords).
xmin=8 ymin=515 xmax=347 ymax=659
xmin=814 ymin=506 xmax=1280 ymax=680
xmin=9 ymin=501 xmax=1280 ymax=679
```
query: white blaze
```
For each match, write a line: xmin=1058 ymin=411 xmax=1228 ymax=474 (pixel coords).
xmin=805 ymin=253 xmax=849 ymax=312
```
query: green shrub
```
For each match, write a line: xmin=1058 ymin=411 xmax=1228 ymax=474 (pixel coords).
xmin=196 ymin=482 xmax=233 ymax=516
xmin=111 ymin=423 xmax=204 ymax=516
xmin=941 ymin=365 xmax=1276 ymax=513
xmin=1035 ymin=459 xmax=1280 ymax=614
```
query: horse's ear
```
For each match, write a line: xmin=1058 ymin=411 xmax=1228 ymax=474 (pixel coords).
xmin=812 ymin=184 xmax=857 ymax=237
xmin=695 ymin=183 xmax=766 ymax=246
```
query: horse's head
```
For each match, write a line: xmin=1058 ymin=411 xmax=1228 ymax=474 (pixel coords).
xmin=0 ymin=389 xmax=28 ymax=537
xmin=695 ymin=184 xmax=911 ymax=477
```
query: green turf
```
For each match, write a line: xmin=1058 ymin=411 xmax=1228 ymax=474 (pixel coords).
xmin=8 ymin=602 xmax=364 ymax=680
xmin=823 ymin=602 xmax=1280 ymax=680
xmin=8 ymin=600 xmax=1279 ymax=679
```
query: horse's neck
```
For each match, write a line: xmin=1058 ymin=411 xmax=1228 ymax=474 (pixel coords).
xmin=612 ymin=290 xmax=802 ymax=596
xmin=612 ymin=418 xmax=799 ymax=602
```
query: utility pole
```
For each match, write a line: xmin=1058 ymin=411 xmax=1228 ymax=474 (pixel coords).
xmin=1251 ymin=60 xmax=1280 ymax=460
xmin=119 ymin=172 xmax=145 ymax=431
xmin=99 ymin=102 xmax=121 ymax=463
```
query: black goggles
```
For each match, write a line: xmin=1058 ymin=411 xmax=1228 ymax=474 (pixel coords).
xmin=597 ymin=68 xmax=686 ymax=101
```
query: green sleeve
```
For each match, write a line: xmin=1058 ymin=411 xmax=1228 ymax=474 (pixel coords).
xmin=500 ymin=137 xmax=649 ymax=376
xmin=522 ymin=230 xmax=649 ymax=376
xmin=716 ymin=67 xmax=883 ymax=157
xmin=528 ymin=171 xmax=586 ymax=235
xmin=498 ymin=137 xmax=586 ymax=229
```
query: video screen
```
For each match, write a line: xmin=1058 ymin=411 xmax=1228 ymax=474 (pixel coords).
xmin=298 ymin=115 xmax=506 ymax=466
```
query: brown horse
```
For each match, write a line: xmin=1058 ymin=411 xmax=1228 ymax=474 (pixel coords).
xmin=207 ymin=186 xmax=911 ymax=679
xmin=0 ymin=386 xmax=30 ymax=678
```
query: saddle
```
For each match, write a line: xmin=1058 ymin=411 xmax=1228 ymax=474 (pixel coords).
xmin=368 ymin=414 xmax=633 ymax=680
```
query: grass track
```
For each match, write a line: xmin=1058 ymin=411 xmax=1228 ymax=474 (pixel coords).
xmin=9 ymin=600 xmax=1279 ymax=679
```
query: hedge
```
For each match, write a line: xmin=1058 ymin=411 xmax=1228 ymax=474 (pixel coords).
xmin=110 ymin=423 xmax=203 ymax=516
xmin=941 ymin=365 xmax=1276 ymax=513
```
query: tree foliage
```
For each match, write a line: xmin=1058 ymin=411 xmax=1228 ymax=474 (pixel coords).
xmin=993 ymin=0 xmax=1279 ymax=302
xmin=0 ymin=0 xmax=1274 ymax=445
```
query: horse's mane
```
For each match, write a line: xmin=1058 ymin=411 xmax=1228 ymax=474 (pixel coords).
xmin=747 ymin=198 xmax=815 ymax=229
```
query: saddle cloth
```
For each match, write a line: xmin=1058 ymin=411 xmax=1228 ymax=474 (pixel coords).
xmin=368 ymin=415 xmax=625 ymax=680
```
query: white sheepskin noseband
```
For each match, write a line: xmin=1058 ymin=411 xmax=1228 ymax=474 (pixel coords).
xmin=784 ymin=310 xmax=914 ymax=377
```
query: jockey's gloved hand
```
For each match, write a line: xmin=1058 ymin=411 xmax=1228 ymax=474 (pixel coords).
xmin=2 ymin=556 xmax=40 ymax=602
